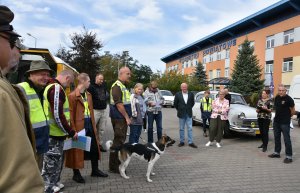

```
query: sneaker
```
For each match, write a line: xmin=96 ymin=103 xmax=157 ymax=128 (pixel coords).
xmin=216 ymin=143 xmax=221 ymax=148
xmin=56 ymin=182 xmax=64 ymax=189
xmin=262 ymin=147 xmax=267 ymax=152
xmin=268 ymin=153 xmax=280 ymax=158
xmin=126 ymin=132 xmax=130 ymax=136
xmin=205 ymin=141 xmax=211 ymax=147
xmin=283 ymin=158 xmax=293 ymax=164
xmin=144 ymin=129 xmax=147 ymax=133
xmin=153 ymin=130 xmax=157 ymax=134
xmin=52 ymin=186 xmax=60 ymax=193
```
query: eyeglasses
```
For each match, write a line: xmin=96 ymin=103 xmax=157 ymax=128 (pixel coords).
xmin=0 ymin=34 xmax=18 ymax=49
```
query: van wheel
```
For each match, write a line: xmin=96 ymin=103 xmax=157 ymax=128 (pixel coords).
xmin=223 ymin=121 xmax=232 ymax=138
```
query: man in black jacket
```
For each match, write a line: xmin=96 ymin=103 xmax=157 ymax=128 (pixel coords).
xmin=88 ymin=73 xmax=109 ymax=152
xmin=174 ymin=83 xmax=197 ymax=148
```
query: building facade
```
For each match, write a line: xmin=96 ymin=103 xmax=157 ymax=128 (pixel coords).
xmin=161 ymin=0 xmax=300 ymax=93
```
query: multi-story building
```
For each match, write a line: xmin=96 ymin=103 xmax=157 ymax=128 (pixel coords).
xmin=161 ymin=0 xmax=300 ymax=92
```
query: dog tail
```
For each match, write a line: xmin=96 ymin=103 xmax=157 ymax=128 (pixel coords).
xmin=105 ymin=140 xmax=113 ymax=151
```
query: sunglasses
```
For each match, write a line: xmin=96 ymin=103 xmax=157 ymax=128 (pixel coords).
xmin=0 ymin=34 xmax=18 ymax=49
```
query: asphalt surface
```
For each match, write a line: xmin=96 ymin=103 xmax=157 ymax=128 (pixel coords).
xmin=60 ymin=107 xmax=300 ymax=193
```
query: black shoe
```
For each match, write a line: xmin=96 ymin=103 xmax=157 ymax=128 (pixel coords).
xmin=283 ymin=158 xmax=293 ymax=164
xmin=268 ymin=153 xmax=280 ymax=158
xmin=99 ymin=145 xmax=107 ymax=152
xmin=262 ymin=147 xmax=267 ymax=152
xmin=91 ymin=169 xmax=108 ymax=177
xmin=72 ymin=173 xmax=85 ymax=183
xmin=178 ymin=142 xmax=184 ymax=147
xmin=258 ymin=144 xmax=263 ymax=148
xmin=189 ymin=143 xmax=198 ymax=148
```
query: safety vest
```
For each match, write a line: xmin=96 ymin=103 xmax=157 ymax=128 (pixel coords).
xmin=18 ymin=82 xmax=48 ymax=129
xmin=43 ymin=83 xmax=70 ymax=137
xmin=18 ymin=82 xmax=50 ymax=154
xmin=81 ymin=92 xmax=90 ymax=119
xmin=200 ymin=97 xmax=212 ymax=112
xmin=109 ymin=80 xmax=132 ymax=119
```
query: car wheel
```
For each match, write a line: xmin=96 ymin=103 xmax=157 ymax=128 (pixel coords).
xmin=223 ymin=121 xmax=232 ymax=138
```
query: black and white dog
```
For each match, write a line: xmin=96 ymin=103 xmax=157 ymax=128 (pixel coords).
xmin=106 ymin=134 xmax=175 ymax=182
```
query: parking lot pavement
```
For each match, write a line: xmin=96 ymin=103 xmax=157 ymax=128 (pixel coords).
xmin=60 ymin=108 xmax=300 ymax=193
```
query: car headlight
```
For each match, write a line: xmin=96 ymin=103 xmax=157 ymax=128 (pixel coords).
xmin=238 ymin=112 xmax=246 ymax=119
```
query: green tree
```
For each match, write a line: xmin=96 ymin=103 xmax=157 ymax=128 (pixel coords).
xmin=55 ymin=26 xmax=103 ymax=81
xmin=230 ymin=38 xmax=264 ymax=96
xmin=194 ymin=61 xmax=208 ymax=86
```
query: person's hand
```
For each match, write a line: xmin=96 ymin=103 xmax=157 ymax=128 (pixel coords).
xmin=126 ymin=117 xmax=131 ymax=126
xmin=256 ymin=109 xmax=260 ymax=113
xmin=73 ymin=132 xmax=78 ymax=140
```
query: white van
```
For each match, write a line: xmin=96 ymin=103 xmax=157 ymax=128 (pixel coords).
xmin=289 ymin=75 xmax=300 ymax=126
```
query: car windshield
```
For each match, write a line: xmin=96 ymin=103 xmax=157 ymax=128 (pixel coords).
xmin=160 ymin=90 xmax=173 ymax=96
xmin=230 ymin=94 xmax=247 ymax=105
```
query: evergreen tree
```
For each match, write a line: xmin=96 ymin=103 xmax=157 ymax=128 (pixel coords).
xmin=194 ymin=61 xmax=208 ymax=86
xmin=230 ymin=39 xmax=264 ymax=96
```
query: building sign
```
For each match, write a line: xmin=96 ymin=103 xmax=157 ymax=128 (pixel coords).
xmin=203 ymin=39 xmax=236 ymax=56
xmin=179 ymin=53 xmax=199 ymax=63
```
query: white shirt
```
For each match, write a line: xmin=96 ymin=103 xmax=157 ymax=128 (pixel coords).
xmin=182 ymin=92 xmax=188 ymax=104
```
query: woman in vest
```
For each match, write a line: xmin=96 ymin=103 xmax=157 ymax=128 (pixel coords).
xmin=256 ymin=89 xmax=273 ymax=152
xmin=65 ymin=73 xmax=108 ymax=183
xmin=200 ymin=90 xmax=212 ymax=137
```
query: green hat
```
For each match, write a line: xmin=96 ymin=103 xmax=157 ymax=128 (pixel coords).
xmin=26 ymin=60 xmax=54 ymax=74
xmin=0 ymin=5 xmax=20 ymax=37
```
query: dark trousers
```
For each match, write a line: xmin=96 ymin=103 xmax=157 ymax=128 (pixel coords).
xmin=147 ymin=111 xmax=163 ymax=143
xmin=273 ymin=121 xmax=293 ymax=158
xmin=202 ymin=112 xmax=211 ymax=133
xmin=109 ymin=119 xmax=128 ymax=172
xmin=129 ymin=124 xmax=142 ymax=144
xmin=143 ymin=113 xmax=147 ymax=130
xmin=258 ymin=118 xmax=270 ymax=148
xmin=209 ymin=116 xmax=225 ymax=143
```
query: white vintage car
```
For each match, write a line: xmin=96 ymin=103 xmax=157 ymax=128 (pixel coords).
xmin=192 ymin=91 xmax=267 ymax=137
xmin=159 ymin=90 xmax=174 ymax=108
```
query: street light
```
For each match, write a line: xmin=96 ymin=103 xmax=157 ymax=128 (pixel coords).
xmin=27 ymin=33 xmax=37 ymax=48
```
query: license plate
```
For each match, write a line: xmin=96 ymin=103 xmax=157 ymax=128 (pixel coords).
xmin=255 ymin=130 xmax=260 ymax=135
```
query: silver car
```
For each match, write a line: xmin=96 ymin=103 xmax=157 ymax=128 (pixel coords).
xmin=192 ymin=91 xmax=267 ymax=137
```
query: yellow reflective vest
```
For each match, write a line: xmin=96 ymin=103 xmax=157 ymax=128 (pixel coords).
xmin=109 ymin=80 xmax=132 ymax=119
xmin=200 ymin=97 xmax=212 ymax=112
xmin=43 ymin=83 xmax=70 ymax=137
xmin=18 ymin=82 xmax=50 ymax=153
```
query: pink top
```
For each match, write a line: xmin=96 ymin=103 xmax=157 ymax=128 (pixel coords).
xmin=211 ymin=98 xmax=230 ymax=120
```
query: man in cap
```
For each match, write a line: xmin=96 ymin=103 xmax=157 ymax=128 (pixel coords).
xmin=0 ymin=5 xmax=44 ymax=193
xmin=18 ymin=60 xmax=53 ymax=171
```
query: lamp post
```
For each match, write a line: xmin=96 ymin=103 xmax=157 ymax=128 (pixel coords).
xmin=27 ymin=33 xmax=37 ymax=48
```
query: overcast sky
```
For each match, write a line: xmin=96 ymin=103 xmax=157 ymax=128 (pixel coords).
xmin=2 ymin=0 xmax=280 ymax=72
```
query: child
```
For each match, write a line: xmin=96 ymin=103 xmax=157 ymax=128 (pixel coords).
xmin=129 ymin=83 xmax=146 ymax=144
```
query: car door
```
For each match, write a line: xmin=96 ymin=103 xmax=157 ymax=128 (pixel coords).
xmin=192 ymin=93 xmax=204 ymax=123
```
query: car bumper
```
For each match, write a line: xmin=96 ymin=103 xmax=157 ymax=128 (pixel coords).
xmin=163 ymin=101 xmax=173 ymax=106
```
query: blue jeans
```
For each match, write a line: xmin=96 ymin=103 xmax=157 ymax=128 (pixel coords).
xmin=273 ymin=122 xmax=293 ymax=158
xmin=147 ymin=111 xmax=163 ymax=143
xmin=129 ymin=124 xmax=142 ymax=144
xmin=179 ymin=115 xmax=193 ymax=144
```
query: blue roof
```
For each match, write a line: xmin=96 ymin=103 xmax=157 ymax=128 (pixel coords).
xmin=161 ymin=0 xmax=300 ymax=63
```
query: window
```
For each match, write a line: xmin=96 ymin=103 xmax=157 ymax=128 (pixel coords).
xmin=210 ymin=55 xmax=214 ymax=62
xmin=216 ymin=69 xmax=221 ymax=78
xmin=217 ymin=52 xmax=221 ymax=60
xmin=282 ymin=58 xmax=293 ymax=72
xmin=265 ymin=61 xmax=273 ymax=73
xmin=193 ymin=59 xmax=198 ymax=67
xmin=225 ymin=49 xmax=230 ymax=59
xmin=284 ymin=29 xmax=294 ymax=44
xmin=266 ymin=35 xmax=275 ymax=49
xmin=225 ymin=68 xmax=229 ymax=77
xmin=188 ymin=60 xmax=191 ymax=68
xmin=209 ymin=70 xmax=213 ymax=80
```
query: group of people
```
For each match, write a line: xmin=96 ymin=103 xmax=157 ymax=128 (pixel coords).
xmin=0 ymin=4 xmax=296 ymax=193
xmin=196 ymin=86 xmax=295 ymax=164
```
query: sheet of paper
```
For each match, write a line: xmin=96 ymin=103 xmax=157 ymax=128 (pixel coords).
xmin=78 ymin=129 xmax=86 ymax=136
xmin=63 ymin=136 xmax=91 ymax=151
